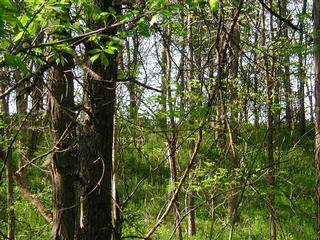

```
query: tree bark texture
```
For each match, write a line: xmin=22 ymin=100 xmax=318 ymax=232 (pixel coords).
xmin=48 ymin=50 xmax=77 ymax=240
xmin=75 ymin=1 xmax=119 ymax=239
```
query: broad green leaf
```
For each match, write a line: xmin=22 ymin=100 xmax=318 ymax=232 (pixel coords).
xmin=61 ymin=47 xmax=75 ymax=54
xmin=13 ymin=31 xmax=24 ymax=42
xmin=120 ymin=12 xmax=131 ymax=23
xmin=90 ymin=53 xmax=100 ymax=63
xmin=209 ymin=0 xmax=218 ymax=11
xmin=28 ymin=22 xmax=39 ymax=35
xmin=100 ymin=53 xmax=109 ymax=67
xmin=4 ymin=54 xmax=18 ymax=67
xmin=87 ymin=48 xmax=101 ymax=54
xmin=15 ymin=58 xmax=28 ymax=75
xmin=19 ymin=15 xmax=29 ymax=27
xmin=4 ymin=54 xmax=28 ymax=75
xmin=104 ymin=48 xmax=115 ymax=54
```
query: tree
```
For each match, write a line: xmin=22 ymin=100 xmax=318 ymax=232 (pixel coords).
xmin=0 ymin=73 xmax=15 ymax=240
xmin=314 ymin=0 xmax=320 ymax=238
xmin=75 ymin=1 xmax=120 ymax=239
xmin=0 ymin=0 xmax=319 ymax=239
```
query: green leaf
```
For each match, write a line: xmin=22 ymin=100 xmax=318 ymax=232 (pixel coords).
xmin=16 ymin=58 xmax=28 ymax=75
xmin=61 ymin=47 xmax=75 ymax=54
xmin=100 ymin=53 xmax=109 ymax=67
xmin=120 ymin=12 xmax=132 ymax=23
xmin=0 ymin=0 xmax=16 ymax=11
xmin=104 ymin=48 xmax=115 ymax=54
xmin=209 ymin=0 xmax=218 ymax=11
xmin=108 ymin=6 xmax=116 ymax=15
xmin=4 ymin=54 xmax=18 ymax=67
xmin=90 ymin=53 xmax=100 ymax=63
xmin=13 ymin=31 xmax=24 ymax=42
xmin=4 ymin=54 xmax=28 ymax=75
xmin=87 ymin=48 xmax=101 ymax=54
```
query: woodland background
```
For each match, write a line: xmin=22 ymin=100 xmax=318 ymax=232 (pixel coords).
xmin=0 ymin=0 xmax=320 ymax=239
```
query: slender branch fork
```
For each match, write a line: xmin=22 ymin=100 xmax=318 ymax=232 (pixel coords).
xmin=0 ymin=94 xmax=43 ymax=181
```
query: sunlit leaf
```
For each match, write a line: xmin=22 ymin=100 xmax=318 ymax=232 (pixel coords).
xmin=90 ymin=53 xmax=100 ymax=63
xmin=13 ymin=31 xmax=24 ymax=42
xmin=209 ymin=0 xmax=218 ymax=11
xmin=87 ymin=48 xmax=101 ymax=54
xmin=104 ymin=48 xmax=115 ymax=54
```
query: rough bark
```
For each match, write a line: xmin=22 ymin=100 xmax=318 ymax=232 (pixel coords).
xmin=16 ymin=75 xmax=29 ymax=184
xmin=48 ymin=46 xmax=77 ymax=240
xmin=75 ymin=2 xmax=119 ymax=239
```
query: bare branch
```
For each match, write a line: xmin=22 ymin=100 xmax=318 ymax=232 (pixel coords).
xmin=258 ymin=0 xmax=302 ymax=32
xmin=144 ymin=126 xmax=203 ymax=239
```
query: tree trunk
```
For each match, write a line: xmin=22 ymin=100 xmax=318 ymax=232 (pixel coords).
xmin=298 ymin=0 xmax=307 ymax=134
xmin=0 ymin=73 xmax=15 ymax=240
xmin=112 ymin=120 xmax=121 ymax=240
xmin=48 ymin=49 xmax=77 ymax=240
xmin=228 ymin=5 xmax=240 ymax=239
xmin=314 ymin=0 xmax=320 ymax=238
xmin=16 ymin=75 xmax=29 ymax=184
xmin=262 ymin=4 xmax=276 ymax=239
xmin=186 ymin=9 xmax=196 ymax=237
xmin=75 ymin=2 xmax=119 ymax=239
xmin=161 ymin=24 xmax=183 ymax=240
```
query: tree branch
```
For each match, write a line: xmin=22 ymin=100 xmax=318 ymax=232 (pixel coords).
xmin=143 ymin=126 xmax=203 ymax=239
xmin=14 ymin=173 xmax=53 ymax=224
xmin=258 ymin=0 xmax=302 ymax=32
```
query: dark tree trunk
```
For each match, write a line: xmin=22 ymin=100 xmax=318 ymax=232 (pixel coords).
xmin=47 ymin=10 xmax=78 ymax=236
xmin=0 ymin=75 xmax=15 ymax=240
xmin=48 ymin=50 xmax=77 ymax=240
xmin=75 ymin=2 xmax=119 ymax=239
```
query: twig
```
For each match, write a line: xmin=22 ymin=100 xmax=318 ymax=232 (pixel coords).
xmin=16 ymin=119 xmax=74 ymax=174
xmin=0 ymin=95 xmax=42 ymax=181
xmin=257 ymin=0 xmax=301 ymax=32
